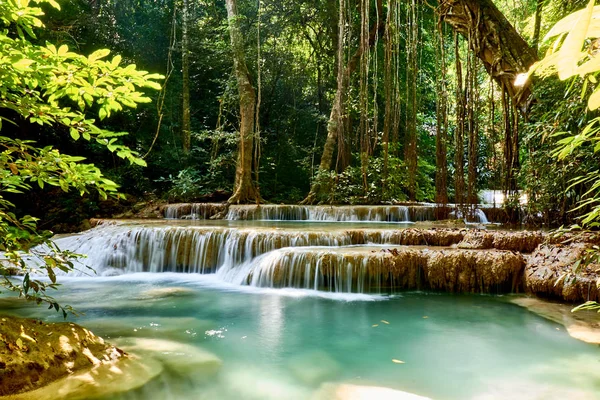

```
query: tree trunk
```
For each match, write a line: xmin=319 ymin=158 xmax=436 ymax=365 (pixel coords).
xmin=382 ymin=0 xmax=396 ymax=198
xmin=405 ymin=0 xmax=418 ymax=201
xmin=438 ymin=0 xmax=537 ymax=108
xmin=454 ymin=32 xmax=466 ymax=207
xmin=467 ymin=50 xmax=478 ymax=206
xmin=302 ymin=0 xmax=383 ymax=205
xmin=225 ymin=0 xmax=260 ymax=205
xmin=532 ymin=0 xmax=543 ymax=53
xmin=434 ymin=17 xmax=449 ymax=218
xmin=300 ymin=0 xmax=346 ymax=205
xmin=181 ymin=0 xmax=191 ymax=154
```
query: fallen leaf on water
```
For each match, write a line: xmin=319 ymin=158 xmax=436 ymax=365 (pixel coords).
xmin=372 ymin=324 xmax=379 ymax=328
xmin=381 ymin=320 xmax=390 ymax=325
xmin=423 ymin=316 xmax=429 ymax=319
xmin=392 ymin=359 xmax=405 ymax=364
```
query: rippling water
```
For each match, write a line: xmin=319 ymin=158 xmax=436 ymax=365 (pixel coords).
xmin=3 ymin=274 xmax=599 ymax=400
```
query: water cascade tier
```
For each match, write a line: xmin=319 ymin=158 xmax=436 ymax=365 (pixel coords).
xmin=215 ymin=245 xmax=525 ymax=294
xmin=49 ymin=221 xmax=600 ymax=300
xmin=162 ymin=203 xmax=492 ymax=224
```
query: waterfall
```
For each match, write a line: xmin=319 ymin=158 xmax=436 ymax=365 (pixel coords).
xmin=214 ymin=246 xmax=397 ymax=293
xmin=224 ymin=205 xmax=411 ymax=222
xmin=52 ymin=224 xmax=392 ymax=276
xmin=163 ymin=203 xmax=225 ymax=219
xmin=48 ymin=223 xmax=523 ymax=294
xmin=161 ymin=203 xmax=501 ymax=223
xmin=472 ymin=209 xmax=489 ymax=224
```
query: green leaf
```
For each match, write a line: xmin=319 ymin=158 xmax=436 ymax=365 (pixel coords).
xmin=69 ymin=128 xmax=80 ymax=140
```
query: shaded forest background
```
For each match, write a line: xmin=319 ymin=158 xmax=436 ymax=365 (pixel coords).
xmin=9 ymin=0 xmax=599 ymax=230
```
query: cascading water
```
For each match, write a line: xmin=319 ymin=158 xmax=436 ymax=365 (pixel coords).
xmin=163 ymin=203 xmax=225 ymax=219
xmin=49 ymin=222 xmax=523 ymax=294
xmin=53 ymin=223 xmax=397 ymax=277
xmin=224 ymin=205 xmax=411 ymax=222
xmin=214 ymin=246 xmax=398 ymax=293
xmin=162 ymin=203 xmax=495 ymax=224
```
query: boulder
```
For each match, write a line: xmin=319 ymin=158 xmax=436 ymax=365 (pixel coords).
xmin=4 ymin=356 xmax=163 ymax=400
xmin=312 ymin=383 xmax=432 ymax=400
xmin=116 ymin=337 xmax=221 ymax=377
xmin=0 ymin=315 xmax=123 ymax=396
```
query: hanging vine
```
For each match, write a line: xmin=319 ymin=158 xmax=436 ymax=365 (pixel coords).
xmin=405 ymin=0 xmax=419 ymax=201
xmin=434 ymin=12 xmax=449 ymax=217
xmin=454 ymin=31 xmax=465 ymax=208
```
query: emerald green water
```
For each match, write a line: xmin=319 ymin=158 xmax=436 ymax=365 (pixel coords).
xmin=4 ymin=274 xmax=600 ymax=400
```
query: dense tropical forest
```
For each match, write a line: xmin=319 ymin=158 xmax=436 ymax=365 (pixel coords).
xmin=4 ymin=1 xmax=600 ymax=399
xmin=2 ymin=0 xmax=600 ymax=234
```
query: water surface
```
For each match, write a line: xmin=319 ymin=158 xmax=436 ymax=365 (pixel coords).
xmin=3 ymin=274 xmax=599 ymax=400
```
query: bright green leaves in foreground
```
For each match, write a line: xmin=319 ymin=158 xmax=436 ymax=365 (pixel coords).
xmin=530 ymin=0 xmax=600 ymax=310
xmin=0 ymin=0 xmax=162 ymax=314
xmin=530 ymin=0 xmax=600 ymax=229
xmin=0 ymin=0 xmax=163 ymax=167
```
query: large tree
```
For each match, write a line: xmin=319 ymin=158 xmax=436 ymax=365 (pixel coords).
xmin=439 ymin=0 xmax=538 ymax=197
xmin=224 ymin=0 xmax=261 ymax=204
xmin=302 ymin=0 xmax=383 ymax=204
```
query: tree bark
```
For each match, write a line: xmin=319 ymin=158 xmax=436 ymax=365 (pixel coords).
xmin=405 ymin=0 xmax=418 ymax=201
xmin=435 ymin=17 xmax=449 ymax=218
xmin=302 ymin=0 xmax=384 ymax=205
xmin=225 ymin=0 xmax=260 ymax=205
xmin=438 ymin=0 xmax=537 ymax=108
xmin=532 ymin=0 xmax=543 ymax=53
xmin=181 ymin=0 xmax=191 ymax=154
xmin=454 ymin=32 xmax=466 ymax=207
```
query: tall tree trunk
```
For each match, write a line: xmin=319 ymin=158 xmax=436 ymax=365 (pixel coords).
xmin=181 ymin=0 xmax=191 ymax=154
xmin=359 ymin=0 xmax=370 ymax=195
xmin=454 ymin=32 xmax=466 ymax=207
xmin=405 ymin=0 xmax=418 ymax=201
xmin=435 ymin=16 xmax=449 ymax=218
xmin=467 ymin=49 xmax=479 ymax=206
xmin=382 ymin=0 xmax=397 ymax=198
xmin=302 ymin=0 xmax=383 ymax=205
xmin=532 ymin=0 xmax=543 ymax=53
xmin=224 ymin=0 xmax=260 ymax=205
xmin=301 ymin=0 xmax=346 ymax=205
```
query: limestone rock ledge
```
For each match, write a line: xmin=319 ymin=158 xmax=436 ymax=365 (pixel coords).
xmin=0 ymin=315 xmax=124 ymax=397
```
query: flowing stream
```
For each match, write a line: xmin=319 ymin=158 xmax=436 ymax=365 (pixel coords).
xmin=5 ymin=211 xmax=599 ymax=399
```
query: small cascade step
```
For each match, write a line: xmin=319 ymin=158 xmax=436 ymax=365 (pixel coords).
xmin=215 ymin=245 xmax=525 ymax=294
xmin=161 ymin=203 xmax=496 ymax=223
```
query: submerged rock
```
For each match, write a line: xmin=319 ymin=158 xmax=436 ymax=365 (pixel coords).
xmin=136 ymin=286 xmax=196 ymax=299
xmin=5 ymin=356 xmax=163 ymax=400
xmin=287 ymin=350 xmax=341 ymax=385
xmin=0 ymin=315 xmax=124 ymax=396
xmin=116 ymin=337 xmax=222 ymax=377
xmin=510 ymin=297 xmax=600 ymax=344
xmin=218 ymin=366 xmax=311 ymax=400
xmin=312 ymin=383 xmax=432 ymax=400
xmin=82 ymin=316 xmax=213 ymax=341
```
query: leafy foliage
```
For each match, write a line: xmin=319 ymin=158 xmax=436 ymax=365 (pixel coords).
xmin=529 ymin=0 xmax=600 ymax=228
xmin=0 ymin=0 xmax=161 ymax=314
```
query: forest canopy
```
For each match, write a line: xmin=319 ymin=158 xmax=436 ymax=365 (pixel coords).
xmin=2 ymin=0 xmax=600 ymax=231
